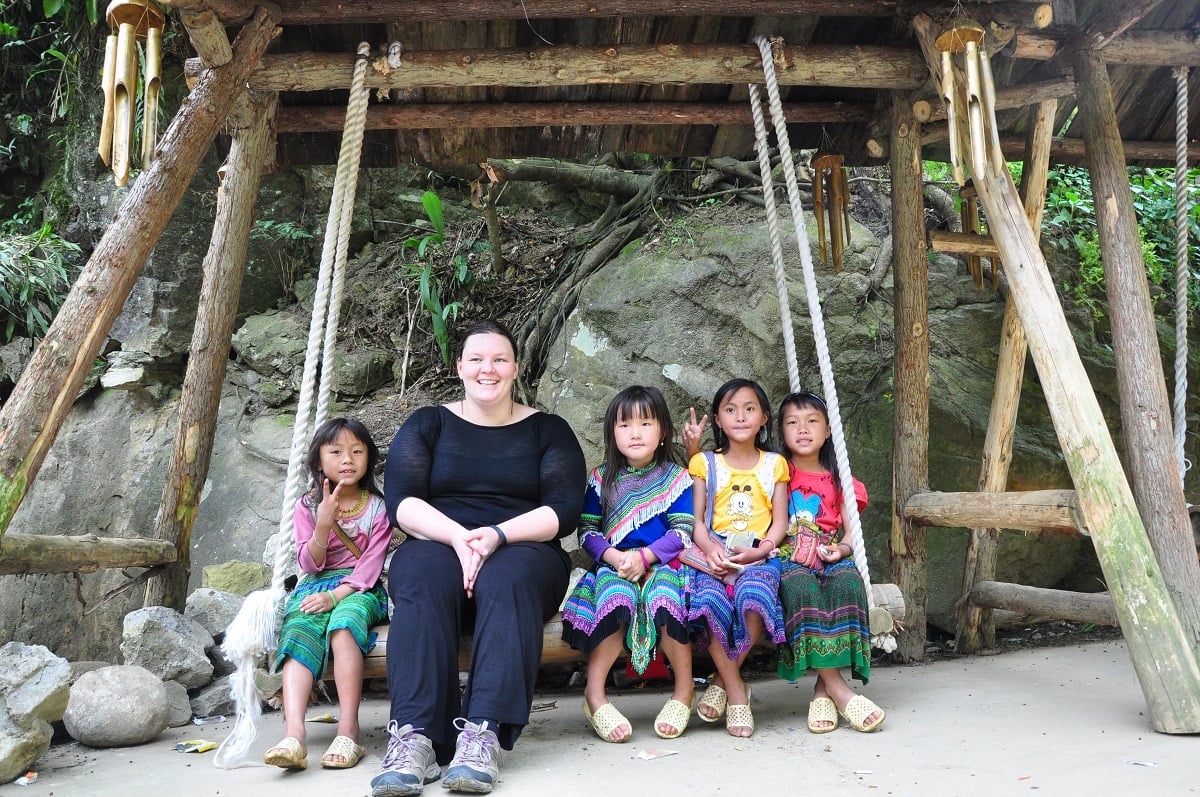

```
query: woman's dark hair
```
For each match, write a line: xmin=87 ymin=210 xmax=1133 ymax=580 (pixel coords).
xmin=600 ymin=385 xmax=680 ymax=510
xmin=778 ymin=391 xmax=836 ymax=474
xmin=304 ymin=417 xmax=382 ymax=500
xmin=710 ymin=378 xmax=773 ymax=453
xmin=457 ymin=318 xmax=518 ymax=361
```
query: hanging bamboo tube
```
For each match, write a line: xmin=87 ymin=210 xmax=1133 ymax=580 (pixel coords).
xmin=935 ymin=19 xmax=984 ymax=186
xmin=812 ymin=151 xmax=851 ymax=270
xmin=111 ymin=20 xmax=137 ymax=186
xmin=99 ymin=32 xmax=117 ymax=166
xmin=142 ymin=24 xmax=162 ymax=169
xmin=959 ymin=182 xmax=984 ymax=288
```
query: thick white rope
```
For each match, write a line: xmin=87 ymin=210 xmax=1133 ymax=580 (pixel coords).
xmin=748 ymin=85 xmax=801 ymax=393
xmin=1172 ymin=66 xmax=1191 ymax=480
xmin=753 ymin=36 xmax=894 ymax=649
xmin=215 ymin=43 xmax=372 ymax=769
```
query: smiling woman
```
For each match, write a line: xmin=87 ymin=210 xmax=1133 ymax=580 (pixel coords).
xmin=375 ymin=318 xmax=586 ymax=796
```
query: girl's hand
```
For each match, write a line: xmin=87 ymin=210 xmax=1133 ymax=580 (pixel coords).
xmin=682 ymin=407 xmax=708 ymax=459
xmin=617 ymin=550 xmax=646 ymax=583
xmin=299 ymin=590 xmax=336 ymax=614
xmin=316 ymin=478 xmax=346 ymax=528
xmin=818 ymin=543 xmax=848 ymax=563
xmin=704 ymin=545 xmax=733 ymax=575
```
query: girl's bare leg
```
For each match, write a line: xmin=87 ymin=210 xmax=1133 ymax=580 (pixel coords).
xmin=326 ymin=629 xmax=364 ymax=762
xmin=657 ymin=632 xmax=694 ymax=736
xmin=583 ymin=630 xmax=630 ymax=742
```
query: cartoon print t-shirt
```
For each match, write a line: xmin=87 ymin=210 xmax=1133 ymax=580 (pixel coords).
xmin=689 ymin=451 xmax=789 ymax=539
xmin=786 ymin=467 xmax=868 ymax=535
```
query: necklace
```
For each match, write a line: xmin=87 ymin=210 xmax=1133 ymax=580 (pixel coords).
xmin=338 ymin=488 xmax=368 ymax=518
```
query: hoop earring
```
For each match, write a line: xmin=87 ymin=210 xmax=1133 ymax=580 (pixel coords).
xmin=757 ymin=425 xmax=768 ymax=445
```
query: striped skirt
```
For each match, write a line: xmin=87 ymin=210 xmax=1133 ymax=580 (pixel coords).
xmin=776 ymin=558 xmax=871 ymax=683
xmin=274 ymin=568 xmax=388 ymax=679
xmin=686 ymin=558 xmax=784 ymax=660
xmin=561 ymin=563 xmax=689 ymax=674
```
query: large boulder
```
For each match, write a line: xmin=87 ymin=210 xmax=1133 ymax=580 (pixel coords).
xmin=62 ymin=666 xmax=168 ymax=748
xmin=0 ymin=643 xmax=71 ymax=783
xmin=120 ymin=607 xmax=214 ymax=689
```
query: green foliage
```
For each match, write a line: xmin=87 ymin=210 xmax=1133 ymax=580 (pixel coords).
xmin=250 ymin=219 xmax=313 ymax=302
xmin=0 ymin=222 xmax=79 ymax=341
xmin=1044 ymin=165 xmax=1200 ymax=320
xmin=403 ymin=191 xmax=475 ymax=367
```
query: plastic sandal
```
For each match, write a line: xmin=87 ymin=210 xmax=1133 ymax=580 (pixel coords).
xmin=840 ymin=694 xmax=886 ymax=732
xmin=725 ymin=686 xmax=754 ymax=737
xmin=653 ymin=695 xmax=696 ymax=740
xmin=320 ymin=734 xmax=365 ymax=769
xmin=697 ymin=680 xmax=727 ymax=723
xmin=807 ymin=697 xmax=839 ymax=734
xmin=263 ymin=736 xmax=308 ymax=770
xmin=582 ymin=698 xmax=632 ymax=743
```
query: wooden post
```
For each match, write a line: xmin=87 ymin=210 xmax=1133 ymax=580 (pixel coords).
xmin=956 ymin=98 xmax=1056 ymax=653
xmin=888 ymin=92 xmax=930 ymax=663
xmin=0 ymin=6 xmax=281 ymax=542
xmin=143 ymin=93 xmax=278 ymax=610
xmin=1073 ymin=51 xmax=1200 ymax=643
xmin=971 ymin=156 xmax=1200 ymax=734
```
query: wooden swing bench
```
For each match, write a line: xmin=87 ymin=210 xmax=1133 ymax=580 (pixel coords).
xmin=347 ymin=582 xmax=906 ymax=681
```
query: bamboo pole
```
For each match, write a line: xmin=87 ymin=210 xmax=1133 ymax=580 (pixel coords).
xmin=0 ymin=6 xmax=282 ymax=543
xmin=956 ymin=98 xmax=1055 ymax=654
xmin=889 ymin=91 xmax=930 ymax=663
xmin=144 ymin=93 xmax=278 ymax=610
xmin=969 ymin=139 xmax=1200 ymax=735
xmin=1073 ymin=51 xmax=1200 ymax=644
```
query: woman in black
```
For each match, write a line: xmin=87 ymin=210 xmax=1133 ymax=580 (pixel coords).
xmin=371 ymin=319 xmax=585 ymax=797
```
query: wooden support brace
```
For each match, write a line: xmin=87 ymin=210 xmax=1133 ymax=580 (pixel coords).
xmin=904 ymin=490 xmax=1085 ymax=535
xmin=0 ymin=534 xmax=177 ymax=576
xmin=971 ymin=581 xmax=1118 ymax=627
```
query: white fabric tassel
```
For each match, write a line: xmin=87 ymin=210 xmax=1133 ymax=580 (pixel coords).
xmin=212 ymin=587 xmax=285 ymax=768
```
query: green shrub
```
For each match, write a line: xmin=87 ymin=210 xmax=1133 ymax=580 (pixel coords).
xmin=0 ymin=223 xmax=79 ymax=341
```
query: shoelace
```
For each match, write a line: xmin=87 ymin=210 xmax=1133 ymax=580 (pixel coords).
xmin=380 ymin=721 xmax=422 ymax=770
xmin=452 ymin=720 xmax=497 ymax=769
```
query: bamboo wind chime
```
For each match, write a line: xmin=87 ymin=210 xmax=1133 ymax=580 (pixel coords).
xmin=811 ymin=146 xmax=852 ymax=271
xmin=936 ymin=16 xmax=1004 ymax=187
xmin=99 ymin=0 xmax=166 ymax=186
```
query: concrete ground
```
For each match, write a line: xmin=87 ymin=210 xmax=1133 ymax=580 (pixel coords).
xmin=20 ymin=638 xmax=1197 ymax=796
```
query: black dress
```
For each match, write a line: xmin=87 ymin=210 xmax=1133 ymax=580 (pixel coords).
xmin=383 ymin=406 xmax=585 ymax=760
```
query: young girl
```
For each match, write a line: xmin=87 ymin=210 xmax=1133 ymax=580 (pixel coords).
xmin=263 ymin=418 xmax=391 ymax=771
xmin=776 ymin=391 xmax=885 ymax=733
xmin=681 ymin=378 xmax=788 ymax=738
xmin=562 ymin=386 xmax=696 ymax=743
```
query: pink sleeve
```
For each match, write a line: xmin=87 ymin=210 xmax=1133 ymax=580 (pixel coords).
xmin=852 ymin=478 xmax=868 ymax=513
xmin=294 ymin=497 xmax=322 ymax=574
xmin=339 ymin=500 xmax=390 ymax=592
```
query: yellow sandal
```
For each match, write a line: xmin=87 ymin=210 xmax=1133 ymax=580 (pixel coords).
xmin=697 ymin=680 xmax=727 ymax=723
xmin=263 ymin=736 xmax=307 ymax=770
xmin=654 ymin=695 xmax=696 ymax=740
xmin=582 ymin=699 xmax=632 ymax=743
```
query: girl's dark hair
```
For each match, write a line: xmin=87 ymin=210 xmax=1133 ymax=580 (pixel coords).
xmin=600 ymin=386 xmax=680 ymax=510
xmin=710 ymin=378 xmax=773 ymax=453
xmin=778 ymin=391 xmax=836 ymax=473
xmin=457 ymin=319 xmax=518 ymax=360
xmin=304 ymin=417 xmax=382 ymax=500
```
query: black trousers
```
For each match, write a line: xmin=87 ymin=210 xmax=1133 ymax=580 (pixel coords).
xmin=385 ymin=538 xmax=570 ymax=762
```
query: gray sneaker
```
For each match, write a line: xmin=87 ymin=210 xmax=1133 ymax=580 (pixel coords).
xmin=370 ymin=721 xmax=440 ymax=797
xmin=441 ymin=719 xmax=501 ymax=793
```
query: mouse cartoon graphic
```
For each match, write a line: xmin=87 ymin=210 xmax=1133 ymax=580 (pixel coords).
xmin=727 ymin=484 xmax=753 ymax=530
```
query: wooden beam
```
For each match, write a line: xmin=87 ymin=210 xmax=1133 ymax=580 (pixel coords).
xmin=921 ymin=134 xmax=1200 ymax=167
xmin=189 ymin=43 xmax=929 ymax=93
xmin=889 ymin=91 xmax=929 ymax=664
xmin=163 ymin=0 xmax=900 ymax=25
xmin=178 ymin=8 xmax=233 ymax=67
xmin=144 ymin=94 xmax=278 ymax=611
xmin=970 ymin=581 xmax=1118 ymax=627
xmin=928 ymin=230 xmax=1001 ymax=258
xmin=1014 ymin=28 xmax=1200 ymax=66
xmin=1074 ymin=50 xmax=1200 ymax=644
xmin=1059 ymin=0 xmax=1167 ymax=58
xmin=0 ymin=6 xmax=282 ymax=541
xmin=925 ymin=77 xmax=1074 ymax=122
xmin=0 ymin=534 xmax=177 ymax=576
xmin=276 ymin=100 xmax=871 ymax=134
xmin=969 ymin=105 xmax=1200 ymax=733
xmin=904 ymin=490 xmax=1084 ymax=535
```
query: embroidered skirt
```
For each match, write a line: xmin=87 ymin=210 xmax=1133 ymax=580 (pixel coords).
xmin=275 ymin=568 xmax=388 ymax=679
xmin=686 ymin=558 xmax=784 ymax=660
xmin=776 ymin=557 xmax=871 ymax=683
xmin=561 ymin=562 xmax=689 ymax=674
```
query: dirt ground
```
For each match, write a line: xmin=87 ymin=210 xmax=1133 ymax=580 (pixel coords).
xmin=19 ymin=636 xmax=1197 ymax=797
